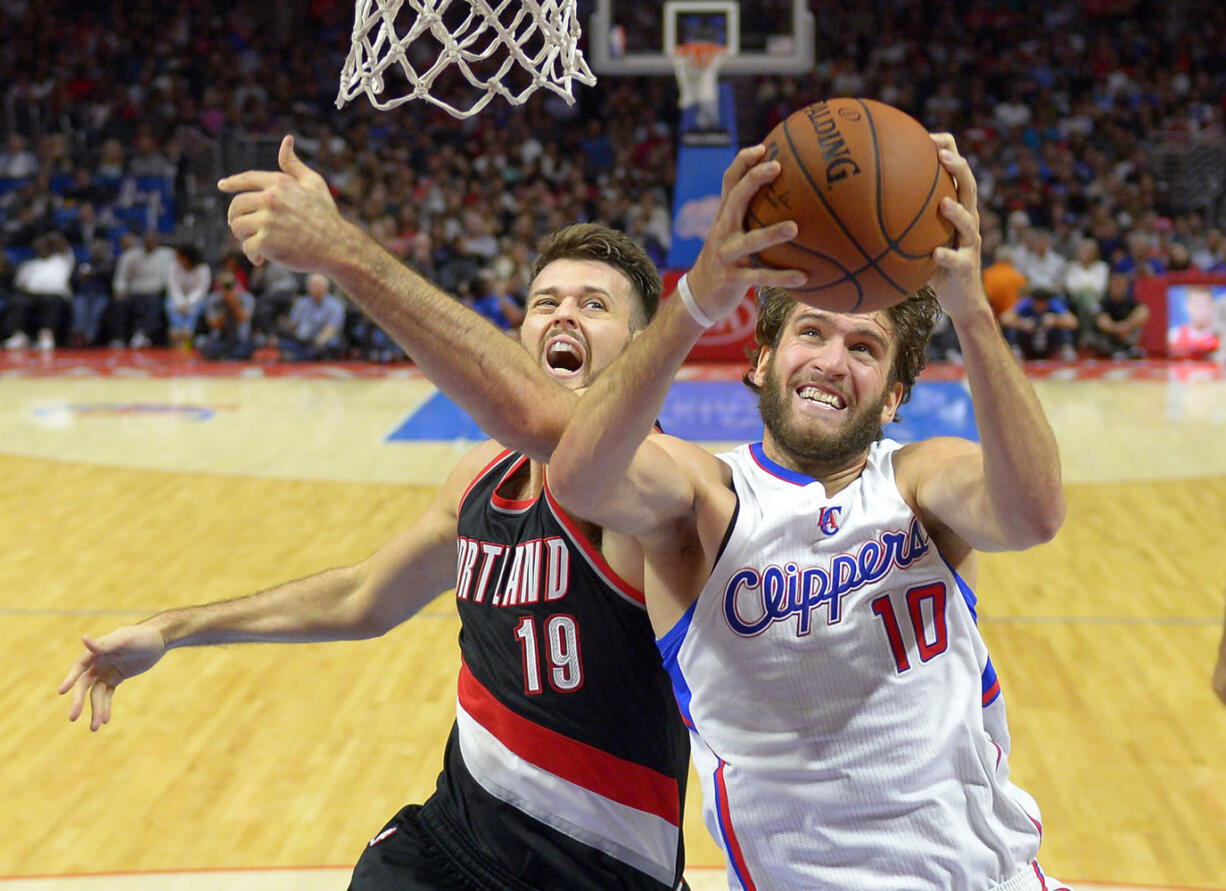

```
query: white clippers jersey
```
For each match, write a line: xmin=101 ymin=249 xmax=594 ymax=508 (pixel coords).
xmin=656 ymin=440 xmax=1047 ymax=891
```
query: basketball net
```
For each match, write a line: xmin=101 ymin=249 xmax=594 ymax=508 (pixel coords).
xmin=672 ymin=42 xmax=726 ymax=130
xmin=337 ymin=0 xmax=596 ymax=120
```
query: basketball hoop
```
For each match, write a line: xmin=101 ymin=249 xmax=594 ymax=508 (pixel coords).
xmin=337 ymin=0 xmax=596 ymax=120
xmin=672 ymin=41 xmax=727 ymax=129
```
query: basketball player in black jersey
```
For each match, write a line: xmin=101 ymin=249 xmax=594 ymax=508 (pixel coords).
xmin=59 ymin=137 xmax=801 ymax=888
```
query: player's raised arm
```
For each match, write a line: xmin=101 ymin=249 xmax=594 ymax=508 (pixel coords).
xmin=219 ymin=136 xmax=571 ymax=461
xmin=899 ymin=135 xmax=1065 ymax=552
xmin=548 ymin=147 xmax=804 ymax=532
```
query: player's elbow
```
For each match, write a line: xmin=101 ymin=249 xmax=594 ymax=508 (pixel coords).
xmin=1009 ymin=492 xmax=1066 ymax=549
xmin=485 ymin=395 xmax=572 ymax=464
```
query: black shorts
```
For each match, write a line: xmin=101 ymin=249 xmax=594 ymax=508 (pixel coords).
xmin=350 ymin=802 xmax=691 ymax=891
xmin=348 ymin=804 xmax=488 ymax=891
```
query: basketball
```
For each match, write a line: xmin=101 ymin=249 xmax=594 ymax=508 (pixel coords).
xmin=746 ymin=98 xmax=957 ymax=313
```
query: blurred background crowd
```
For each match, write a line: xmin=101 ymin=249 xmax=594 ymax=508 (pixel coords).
xmin=0 ymin=0 xmax=1223 ymax=362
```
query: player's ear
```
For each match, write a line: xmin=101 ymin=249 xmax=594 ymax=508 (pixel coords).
xmin=751 ymin=347 xmax=773 ymax=388
xmin=880 ymin=379 xmax=904 ymax=424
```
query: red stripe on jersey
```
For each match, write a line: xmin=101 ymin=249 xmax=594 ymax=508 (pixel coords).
xmin=714 ymin=760 xmax=756 ymax=891
xmin=981 ymin=676 xmax=1001 ymax=706
xmin=1032 ymin=862 xmax=1047 ymax=890
xmin=490 ymin=454 xmax=536 ymax=511
xmin=459 ymin=448 xmax=512 ymax=511
xmin=458 ymin=660 xmax=680 ymax=825
xmin=539 ymin=479 xmax=646 ymax=606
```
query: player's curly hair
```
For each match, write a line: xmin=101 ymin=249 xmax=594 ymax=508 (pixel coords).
xmin=741 ymin=285 xmax=943 ymax=420
xmin=531 ymin=223 xmax=661 ymax=329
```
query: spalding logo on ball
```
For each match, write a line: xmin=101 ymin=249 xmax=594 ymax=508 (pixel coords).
xmin=746 ymin=98 xmax=957 ymax=313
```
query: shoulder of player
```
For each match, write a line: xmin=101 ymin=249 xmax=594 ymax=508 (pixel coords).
xmin=892 ymin=436 xmax=981 ymax=493
xmin=435 ymin=439 xmax=509 ymax=504
xmin=645 ymin=431 xmax=730 ymax=487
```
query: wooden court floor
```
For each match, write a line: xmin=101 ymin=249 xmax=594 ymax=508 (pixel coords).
xmin=2 ymin=355 xmax=1225 ymax=889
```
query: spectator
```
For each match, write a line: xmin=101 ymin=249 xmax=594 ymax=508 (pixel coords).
xmin=4 ymin=233 xmax=74 ymax=351
xmin=981 ymin=246 xmax=1027 ymax=319
xmin=1015 ymin=229 xmax=1067 ymax=293
xmin=278 ymin=273 xmax=346 ymax=360
xmin=197 ymin=273 xmax=255 ymax=361
xmin=164 ymin=245 xmax=211 ymax=350
xmin=464 ymin=271 xmax=524 ymax=331
xmin=1093 ymin=273 xmax=1150 ymax=359
xmin=109 ymin=231 xmax=173 ymax=348
xmin=1113 ymin=231 xmax=1166 ymax=278
xmin=1192 ymin=229 xmax=1225 ymax=272
xmin=249 ymin=260 xmax=302 ymax=344
xmin=1000 ymin=287 xmax=1079 ymax=361
xmin=70 ymin=239 xmax=114 ymax=348
xmin=0 ymin=134 xmax=38 ymax=179
xmin=1064 ymin=238 xmax=1110 ymax=345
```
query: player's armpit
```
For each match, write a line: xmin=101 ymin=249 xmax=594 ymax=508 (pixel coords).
xmin=349 ymin=441 xmax=504 ymax=634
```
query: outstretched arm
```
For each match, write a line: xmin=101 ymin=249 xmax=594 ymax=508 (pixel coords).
xmin=219 ymin=136 xmax=570 ymax=460
xmin=902 ymin=135 xmax=1065 ymax=552
xmin=548 ymin=146 xmax=803 ymax=533
xmin=58 ymin=442 xmax=494 ymax=731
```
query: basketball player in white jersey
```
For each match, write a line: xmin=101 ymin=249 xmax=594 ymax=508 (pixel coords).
xmin=545 ymin=134 xmax=1072 ymax=890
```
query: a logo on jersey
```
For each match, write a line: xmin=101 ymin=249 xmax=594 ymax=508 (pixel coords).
xmin=817 ymin=505 xmax=842 ymax=536
xmin=723 ymin=517 xmax=930 ymax=637
xmin=455 ymin=535 xmax=571 ymax=606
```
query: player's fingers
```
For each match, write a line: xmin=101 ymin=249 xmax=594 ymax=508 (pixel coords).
xmin=742 ymin=266 xmax=810 ymax=292
xmin=99 ymin=684 xmax=114 ymax=726
xmin=728 ymin=220 xmax=798 ymax=262
xmin=930 ymin=132 xmax=956 ymax=151
xmin=932 ymin=244 xmax=975 ymax=269
xmin=225 ymin=192 xmax=265 ymax=228
xmin=241 ymin=235 xmax=267 ymax=267
xmin=937 ymin=147 xmax=978 ymax=210
xmin=721 ymin=145 xmax=768 ymax=196
xmin=217 ymin=170 xmax=282 ymax=194
xmin=229 ymin=211 xmax=263 ymax=244
xmin=59 ymin=651 xmax=91 ymax=694
xmin=88 ymin=680 xmax=107 ymax=732
xmin=939 ymin=196 xmax=981 ymax=249
xmin=723 ymin=158 xmax=781 ymax=215
xmin=279 ymin=133 xmax=331 ymax=195
xmin=67 ymin=672 xmax=92 ymax=721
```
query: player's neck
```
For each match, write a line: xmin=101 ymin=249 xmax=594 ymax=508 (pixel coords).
xmin=759 ymin=434 xmax=868 ymax=496
xmin=501 ymin=456 xmax=547 ymax=502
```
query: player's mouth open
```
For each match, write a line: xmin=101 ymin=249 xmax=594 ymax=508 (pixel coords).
xmin=797 ymin=385 xmax=846 ymax=411
xmin=544 ymin=336 xmax=586 ymax=376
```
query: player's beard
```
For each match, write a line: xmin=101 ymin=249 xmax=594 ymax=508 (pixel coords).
xmin=757 ymin=361 xmax=888 ymax=473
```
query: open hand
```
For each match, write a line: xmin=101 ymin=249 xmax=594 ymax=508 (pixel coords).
xmin=58 ymin=625 xmax=167 ymax=731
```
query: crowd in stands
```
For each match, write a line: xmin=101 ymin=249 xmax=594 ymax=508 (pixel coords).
xmin=0 ymin=0 xmax=1224 ymax=362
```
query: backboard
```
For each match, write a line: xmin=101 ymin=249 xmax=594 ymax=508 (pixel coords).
xmin=589 ymin=0 xmax=814 ymax=76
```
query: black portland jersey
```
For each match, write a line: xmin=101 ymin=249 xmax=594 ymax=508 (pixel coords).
xmin=421 ymin=449 xmax=689 ymax=890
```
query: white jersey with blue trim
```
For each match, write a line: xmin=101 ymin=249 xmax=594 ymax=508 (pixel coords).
xmin=657 ymin=439 xmax=1047 ymax=891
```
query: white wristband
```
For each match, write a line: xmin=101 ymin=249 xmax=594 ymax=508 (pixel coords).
xmin=676 ymin=273 xmax=715 ymax=329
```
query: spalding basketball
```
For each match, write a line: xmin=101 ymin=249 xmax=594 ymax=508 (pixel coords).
xmin=746 ymin=98 xmax=957 ymax=313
